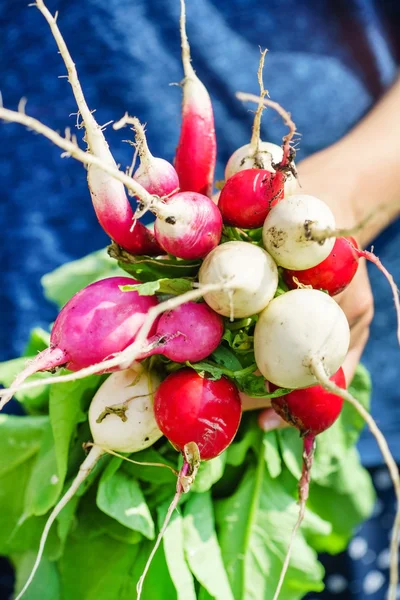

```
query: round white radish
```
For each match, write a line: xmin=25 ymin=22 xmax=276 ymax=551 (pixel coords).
xmin=198 ymin=241 xmax=278 ymax=318
xmin=254 ymin=289 xmax=350 ymax=388
xmin=89 ymin=364 xmax=162 ymax=452
xmin=263 ymin=194 xmax=336 ymax=270
xmin=224 ymin=141 xmax=297 ymax=196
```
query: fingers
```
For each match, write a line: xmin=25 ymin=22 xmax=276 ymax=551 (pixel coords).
xmin=257 ymin=407 xmax=288 ymax=432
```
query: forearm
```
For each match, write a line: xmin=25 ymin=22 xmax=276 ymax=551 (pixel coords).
xmin=297 ymin=77 xmax=400 ymax=246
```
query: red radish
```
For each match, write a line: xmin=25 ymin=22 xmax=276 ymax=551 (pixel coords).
xmin=283 ymin=236 xmax=360 ymax=296
xmin=154 ymin=369 xmax=242 ymax=460
xmin=35 ymin=0 xmax=161 ymax=256
xmin=174 ymin=0 xmax=216 ymax=197
xmin=153 ymin=191 xmax=223 ymax=259
xmin=130 ymin=118 xmax=180 ymax=197
xmin=0 ymin=277 xmax=158 ymax=410
xmin=269 ymin=369 xmax=346 ymax=600
xmin=137 ymin=368 xmax=242 ymax=598
xmin=15 ymin=364 xmax=162 ymax=600
xmin=137 ymin=302 xmax=224 ymax=363
xmin=225 ymin=51 xmax=297 ymax=197
xmin=271 ymin=368 xmax=345 ymax=436
xmin=218 ymin=168 xmax=284 ymax=228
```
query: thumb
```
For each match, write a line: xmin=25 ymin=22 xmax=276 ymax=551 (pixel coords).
xmin=258 ymin=408 xmax=288 ymax=432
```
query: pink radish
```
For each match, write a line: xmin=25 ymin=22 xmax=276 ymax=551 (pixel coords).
xmin=136 ymin=369 xmax=242 ymax=597
xmin=174 ymin=0 xmax=216 ymax=197
xmin=130 ymin=118 xmax=180 ymax=197
xmin=35 ymin=0 xmax=162 ymax=256
xmin=0 ymin=277 xmax=158 ymax=410
xmin=15 ymin=364 xmax=163 ymax=600
xmin=218 ymin=168 xmax=284 ymax=228
xmin=270 ymin=369 xmax=346 ymax=600
xmin=153 ymin=191 xmax=223 ymax=259
xmin=283 ymin=236 xmax=360 ymax=296
xmin=137 ymin=301 xmax=224 ymax=362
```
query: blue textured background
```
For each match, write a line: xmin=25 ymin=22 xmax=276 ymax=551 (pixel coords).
xmin=0 ymin=0 xmax=399 ymax=465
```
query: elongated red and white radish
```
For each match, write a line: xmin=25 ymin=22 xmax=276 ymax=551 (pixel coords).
xmin=136 ymin=369 xmax=242 ymax=598
xmin=218 ymin=168 xmax=285 ymax=228
xmin=153 ymin=191 xmax=223 ymax=259
xmin=15 ymin=364 xmax=162 ymax=600
xmin=137 ymin=302 xmax=223 ymax=363
xmin=270 ymin=369 xmax=346 ymax=600
xmin=174 ymin=0 xmax=216 ymax=197
xmin=254 ymin=289 xmax=350 ymax=388
xmin=131 ymin=118 xmax=179 ymax=197
xmin=225 ymin=141 xmax=297 ymax=196
xmin=198 ymin=241 xmax=278 ymax=318
xmin=0 ymin=277 xmax=158 ymax=410
xmin=283 ymin=236 xmax=360 ymax=296
xmin=35 ymin=0 xmax=161 ymax=256
xmin=263 ymin=194 xmax=336 ymax=270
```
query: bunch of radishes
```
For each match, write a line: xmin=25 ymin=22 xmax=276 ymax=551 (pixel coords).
xmin=2 ymin=0 xmax=400 ymax=599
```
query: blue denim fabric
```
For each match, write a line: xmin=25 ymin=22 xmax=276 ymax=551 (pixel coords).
xmin=0 ymin=0 xmax=399 ymax=465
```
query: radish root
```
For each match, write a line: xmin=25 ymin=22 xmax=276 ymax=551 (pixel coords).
xmin=14 ymin=445 xmax=104 ymax=600
xmin=272 ymin=434 xmax=315 ymax=600
xmin=310 ymin=358 xmax=400 ymax=600
xmin=248 ymin=49 xmax=268 ymax=156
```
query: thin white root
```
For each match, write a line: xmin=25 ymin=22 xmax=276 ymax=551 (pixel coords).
xmin=15 ymin=445 xmax=103 ymax=600
xmin=310 ymin=359 xmax=400 ymax=600
xmin=93 ymin=445 xmax=178 ymax=476
xmin=272 ymin=504 xmax=305 ymax=600
xmin=136 ymin=461 xmax=189 ymax=600
xmin=0 ymin=107 xmax=154 ymax=206
xmin=0 ymin=281 xmax=235 ymax=400
xmin=249 ymin=49 xmax=268 ymax=155
xmin=179 ymin=0 xmax=196 ymax=80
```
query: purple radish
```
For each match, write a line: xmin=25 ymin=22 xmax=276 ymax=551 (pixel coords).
xmin=0 ymin=277 xmax=158 ymax=410
xmin=138 ymin=302 xmax=224 ymax=362
xmin=153 ymin=191 xmax=223 ymax=260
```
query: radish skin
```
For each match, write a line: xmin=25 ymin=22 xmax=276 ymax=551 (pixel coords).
xmin=154 ymin=191 xmax=223 ymax=259
xmin=198 ymin=241 xmax=279 ymax=318
xmin=225 ymin=142 xmax=297 ymax=197
xmin=174 ymin=0 xmax=216 ymax=197
xmin=263 ymin=194 xmax=336 ymax=270
xmin=137 ymin=302 xmax=224 ymax=363
xmin=0 ymin=277 xmax=158 ymax=410
xmin=15 ymin=364 xmax=161 ymax=600
xmin=254 ymin=289 xmax=350 ymax=388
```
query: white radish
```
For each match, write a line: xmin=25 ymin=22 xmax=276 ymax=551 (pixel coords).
xmin=198 ymin=241 xmax=278 ymax=318
xmin=15 ymin=364 xmax=161 ymax=600
xmin=225 ymin=141 xmax=297 ymax=196
xmin=263 ymin=194 xmax=336 ymax=270
xmin=254 ymin=289 xmax=350 ymax=388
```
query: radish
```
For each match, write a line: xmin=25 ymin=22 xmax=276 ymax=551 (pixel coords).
xmin=137 ymin=301 xmax=224 ymax=363
xmin=218 ymin=168 xmax=285 ymax=229
xmin=153 ymin=191 xmax=223 ymax=259
xmin=15 ymin=364 xmax=162 ymax=600
xmin=254 ymin=289 xmax=350 ymax=389
xmin=270 ymin=369 xmax=346 ymax=600
xmin=198 ymin=241 xmax=278 ymax=318
xmin=35 ymin=0 xmax=162 ymax=256
xmin=154 ymin=368 xmax=242 ymax=460
xmin=263 ymin=194 xmax=336 ymax=270
xmin=283 ymin=236 xmax=360 ymax=296
xmin=0 ymin=277 xmax=158 ymax=410
xmin=225 ymin=52 xmax=296 ymax=196
xmin=136 ymin=369 xmax=242 ymax=598
xmin=174 ymin=0 xmax=216 ymax=197
xmin=129 ymin=117 xmax=179 ymax=197
xmin=225 ymin=141 xmax=297 ymax=197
